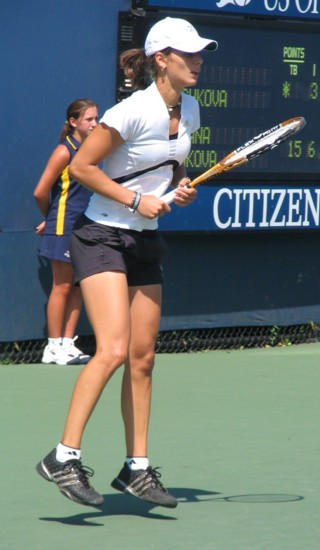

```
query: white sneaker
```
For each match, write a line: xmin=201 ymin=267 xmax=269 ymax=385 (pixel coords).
xmin=41 ymin=344 xmax=65 ymax=365
xmin=60 ymin=337 xmax=91 ymax=365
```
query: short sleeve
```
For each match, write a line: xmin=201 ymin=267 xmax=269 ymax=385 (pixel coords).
xmin=99 ymin=94 xmax=144 ymax=141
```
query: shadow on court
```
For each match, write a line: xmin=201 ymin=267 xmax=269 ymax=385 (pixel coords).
xmin=1 ymin=344 xmax=320 ymax=549
xmin=38 ymin=489 xmax=305 ymax=528
xmin=39 ymin=488 xmax=221 ymax=525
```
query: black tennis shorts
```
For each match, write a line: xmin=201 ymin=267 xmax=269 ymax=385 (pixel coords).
xmin=70 ymin=215 xmax=167 ymax=286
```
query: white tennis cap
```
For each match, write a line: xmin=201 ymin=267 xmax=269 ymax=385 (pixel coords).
xmin=144 ymin=17 xmax=218 ymax=57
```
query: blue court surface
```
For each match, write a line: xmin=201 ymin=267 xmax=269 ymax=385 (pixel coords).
xmin=1 ymin=343 xmax=320 ymax=549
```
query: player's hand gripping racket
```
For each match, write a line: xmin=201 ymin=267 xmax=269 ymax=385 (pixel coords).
xmin=162 ymin=117 xmax=306 ymax=204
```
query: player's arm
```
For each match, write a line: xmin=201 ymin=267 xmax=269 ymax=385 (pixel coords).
xmin=34 ymin=145 xmax=70 ymax=217
xmin=69 ymin=123 xmax=127 ymax=201
xmin=69 ymin=123 xmax=171 ymax=219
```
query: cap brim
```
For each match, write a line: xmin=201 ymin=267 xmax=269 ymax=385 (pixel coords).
xmin=205 ymin=40 xmax=218 ymax=51
xmin=177 ymin=38 xmax=218 ymax=53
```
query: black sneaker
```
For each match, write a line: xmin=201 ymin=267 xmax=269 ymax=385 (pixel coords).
xmin=111 ymin=463 xmax=177 ymax=508
xmin=36 ymin=448 xmax=104 ymax=507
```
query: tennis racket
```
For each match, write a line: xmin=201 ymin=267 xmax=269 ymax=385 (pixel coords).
xmin=162 ymin=116 xmax=306 ymax=204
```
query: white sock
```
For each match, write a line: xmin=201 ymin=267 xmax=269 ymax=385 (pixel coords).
xmin=56 ymin=442 xmax=81 ymax=463
xmin=126 ymin=457 xmax=149 ymax=471
xmin=48 ymin=338 xmax=62 ymax=347
xmin=62 ymin=337 xmax=74 ymax=348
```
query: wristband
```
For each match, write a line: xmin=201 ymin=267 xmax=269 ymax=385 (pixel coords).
xmin=125 ymin=191 xmax=141 ymax=213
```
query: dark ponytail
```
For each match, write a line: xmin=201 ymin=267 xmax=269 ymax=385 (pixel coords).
xmin=119 ymin=48 xmax=150 ymax=91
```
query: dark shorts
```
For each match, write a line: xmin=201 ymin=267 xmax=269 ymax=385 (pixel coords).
xmin=40 ymin=234 xmax=71 ymax=262
xmin=70 ymin=216 xmax=167 ymax=286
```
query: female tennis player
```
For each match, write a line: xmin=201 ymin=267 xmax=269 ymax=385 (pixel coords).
xmin=36 ymin=17 xmax=218 ymax=508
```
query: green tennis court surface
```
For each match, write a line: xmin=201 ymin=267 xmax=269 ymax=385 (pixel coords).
xmin=1 ymin=343 xmax=320 ymax=549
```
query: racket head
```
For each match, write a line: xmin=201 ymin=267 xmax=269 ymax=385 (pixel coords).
xmin=189 ymin=116 xmax=306 ymax=187
xmin=221 ymin=116 xmax=306 ymax=169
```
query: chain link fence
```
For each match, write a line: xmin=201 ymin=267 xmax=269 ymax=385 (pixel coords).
xmin=1 ymin=323 xmax=320 ymax=364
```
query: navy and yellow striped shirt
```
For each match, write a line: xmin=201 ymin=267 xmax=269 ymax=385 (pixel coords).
xmin=45 ymin=135 xmax=91 ymax=236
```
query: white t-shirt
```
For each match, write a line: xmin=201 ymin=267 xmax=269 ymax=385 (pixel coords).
xmin=85 ymin=82 xmax=200 ymax=231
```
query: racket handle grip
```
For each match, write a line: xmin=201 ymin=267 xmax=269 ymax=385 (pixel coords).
xmin=161 ymin=180 xmax=192 ymax=205
xmin=161 ymin=189 xmax=176 ymax=204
